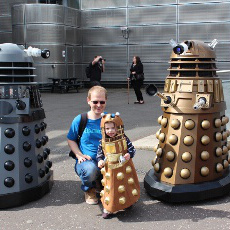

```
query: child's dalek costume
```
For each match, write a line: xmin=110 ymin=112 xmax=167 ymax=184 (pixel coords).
xmin=144 ymin=40 xmax=230 ymax=202
xmin=100 ymin=113 xmax=140 ymax=212
xmin=0 ymin=43 xmax=53 ymax=208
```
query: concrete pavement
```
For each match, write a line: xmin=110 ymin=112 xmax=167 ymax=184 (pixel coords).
xmin=1 ymin=88 xmax=230 ymax=230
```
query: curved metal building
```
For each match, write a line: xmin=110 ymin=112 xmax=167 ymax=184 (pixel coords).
xmin=0 ymin=0 xmax=230 ymax=85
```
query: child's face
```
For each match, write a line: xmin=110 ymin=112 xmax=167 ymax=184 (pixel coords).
xmin=104 ymin=122 xmax=117 ymax=138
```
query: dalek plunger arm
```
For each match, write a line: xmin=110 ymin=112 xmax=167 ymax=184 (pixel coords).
xmin=24 ymin=46 xmax=50 ymax=59
xmin=146 ymin=84 xmax=176 ymax=107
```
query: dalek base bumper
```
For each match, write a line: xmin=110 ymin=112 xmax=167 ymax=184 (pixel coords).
xmin=0 ymin=171 xmax=53 ymax=209
xmin=144 ymin=168 xmax=230 ymax=203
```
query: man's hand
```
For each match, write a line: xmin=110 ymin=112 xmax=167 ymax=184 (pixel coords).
xmin=98 ymin=160 xmax=105 ymax=168
xmin=77 ymin=155 xmax=92 ymax=164
xmin=124 ymin=153 xmax=130 ymax=161
xmin=96 ymin=56 xmax=102 ymax=62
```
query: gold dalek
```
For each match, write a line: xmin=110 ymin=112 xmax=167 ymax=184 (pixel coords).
xmin=144 ymin=39 xmax=230 ymax=202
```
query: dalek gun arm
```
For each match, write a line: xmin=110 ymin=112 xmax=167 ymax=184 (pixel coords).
xmin=146 ymin=84 xmax=176 ymax=107
xmin=24 ymin=46 xmax=50 ymax=59
xmin=193 ymin=97 xmax=206 ymax=110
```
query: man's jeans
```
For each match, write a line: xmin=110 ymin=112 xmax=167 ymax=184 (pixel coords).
xmin=75 ymin=160 xmax=100 ymax=192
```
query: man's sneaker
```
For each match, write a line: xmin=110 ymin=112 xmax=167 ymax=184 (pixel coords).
xmin=85 ymin=188 xmax=98 ymax=205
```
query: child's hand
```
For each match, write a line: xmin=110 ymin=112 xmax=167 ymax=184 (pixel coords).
xmin=98 ymin=160 xmax=105 ymax=168
xmin=124 ymin=153 xmax=130 ymax=160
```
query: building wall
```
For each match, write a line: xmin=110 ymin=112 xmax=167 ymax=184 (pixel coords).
xmin=11 ymin=4 xmax=81 ymax=83
xmin=81 ymin=0 xmax=230 ymax=84
xmin=0 ymin=0 xmax=37 ymax=43
xmin=0 ymin=0 xmax=230 ymax=84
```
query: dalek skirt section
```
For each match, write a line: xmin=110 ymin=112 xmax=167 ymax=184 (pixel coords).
xmin=0 ymin=83 xmax=53 ymax=208
xmin=100 ymin=159 xmax=140 ymax=213
xmin=144 ymin=40 xmax=230 ymax=202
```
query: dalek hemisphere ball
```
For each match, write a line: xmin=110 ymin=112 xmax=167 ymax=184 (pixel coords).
xmin=144 ymin=39 xmax=230 ymax=202
xmin=0 ymin=43 xmax=53 ymax=208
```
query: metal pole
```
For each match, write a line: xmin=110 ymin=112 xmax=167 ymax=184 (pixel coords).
xmin=127 ymin=78 xmax=130 ymax=104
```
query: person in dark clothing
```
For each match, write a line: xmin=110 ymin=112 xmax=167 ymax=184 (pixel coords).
xmin=88 ymin=56 xmax=105 ymax=87
xmin=128 ymin=56 xmax=144 ymax=104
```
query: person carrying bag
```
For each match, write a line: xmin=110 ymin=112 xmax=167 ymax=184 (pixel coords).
xmin=128 ymin=56 xmax=145 ymax=104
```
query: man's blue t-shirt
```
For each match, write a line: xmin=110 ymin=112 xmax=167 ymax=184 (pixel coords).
xmin=67 ymin=114 xmax=102 ymax=162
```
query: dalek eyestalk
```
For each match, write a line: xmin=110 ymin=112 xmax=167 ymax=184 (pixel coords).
xmin=24 ymin=46 xmax=50 ymax=59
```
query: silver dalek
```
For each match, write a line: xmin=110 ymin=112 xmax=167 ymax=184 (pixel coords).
xmin=0 ymin=43 xmax=53 ymax=208
xmin=144 ymin=40 xmax=230 ymax=202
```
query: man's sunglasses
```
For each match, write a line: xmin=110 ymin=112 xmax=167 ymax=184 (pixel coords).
xmin=91 ymin=101 xmax=106 ymax=105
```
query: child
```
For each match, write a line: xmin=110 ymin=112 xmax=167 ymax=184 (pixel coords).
xmin=97 ymin=112 xmax=140 ymax=219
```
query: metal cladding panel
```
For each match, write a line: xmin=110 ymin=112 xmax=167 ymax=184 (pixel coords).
xmin=67 ymin=0 xmax=80 ymax=9
xmin=25 ymin=4 xmax=65 ymax=24
xmin=215 ymin=43 xmax=230 ymax=61
xmin=128 ymin=0 xmax=177 ymax=6
xmin=34 ymin=64 xmax=66 ymax=83
xmin=73 ymin=46 xmax=82 ymax=63
xmin=98 ymin=63 xmax=128 ymax=81
xmin=8 ymin=0 xmax=27 ymax=12
xmin=75 ymin=28 xmax=82 ymax=45
xmin=0 ymin=1 xmax=9 ymax=15
xmin=179 ymin=23 xmax=230 ymax=42
xmin=65 ymin=27 xmax=82 ymax=45
xmin=178 ymin=0 xmax=228 ymax=3
xmin=0 ymin=15 xmax=12 ymax=31
xmin=28 ymin=44 xmax=66 ymax=63
xmin=81 ymin=9 xmax=126 ymax=28
xmin=129 ymin=44 xmax=172 ymax=62
xmin=216 ymin=62 xmax=230 ymax=80
xmin=83 ymin=28 xmax=125 ymax=45
xmin=67 ymin=64 xmax=74 ymax=78
xmin=81 ymin=0 xmax=126 ymax=10
xmin=12 ymin=4 xmax=25 ymax=25
xmin=75 ymin=64 xmax=83 ymax=80
xmin=82 ymin=46 xmax=127 ymax=63
xmin=129 ymin=25 xmax=176 ymax=44
xmin=12 ymin=25 xmax=25 ymax=44
xmin=26 ymin=24 xmax=65 ymax=44
xmin=141 ymin=62 xmax=169 ymax=82
xmin=65 ymin=7 xmax=81 ymax=27
xmin=129 ymin=5 xmax=176 ymax=25
xmin=66 ymin=46 xmax=74 ymax=63
xmin=179 ymin=3 xmax=230 ymax=23
xmin=65 ymin=26 xmax=76 ymax=45
xmin=0 ymin=32 xmax=13 ymax=43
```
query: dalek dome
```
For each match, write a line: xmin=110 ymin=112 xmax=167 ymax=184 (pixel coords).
xmin=101 ymin=113 xmax=124 ymax=128
xmin=170 ymin=40 xmax=216 ymax=59
xmin=0 ymin=43 xmax=34 ymax=63
xmin=0 ymin=43 xmax=36 ymax=83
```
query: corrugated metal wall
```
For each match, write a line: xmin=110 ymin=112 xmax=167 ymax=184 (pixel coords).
xmin=81 ymin=0 xmax=230 ymax=83
xmin=1 ymin=0 xmax=230 ymax=84
xmin=0 ymin=0 xmax=37 ymax=43
xmin=11 ymin=4 xmax=81 ymax=83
